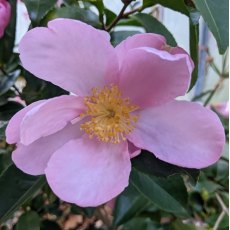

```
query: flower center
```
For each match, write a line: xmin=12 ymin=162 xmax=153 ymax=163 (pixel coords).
xmin=80 ymin=85 xmax=139 ymax=143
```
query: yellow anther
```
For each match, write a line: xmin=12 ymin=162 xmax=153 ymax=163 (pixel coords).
xmin=80 ymin=85 xmax=139 ymax=144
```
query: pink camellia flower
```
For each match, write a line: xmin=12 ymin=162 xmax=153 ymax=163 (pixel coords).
xmin=212 ymin=101 xmax=229 ymax=119
xmin=0 ymin=0 xmax=11 ymax=38
xmin=6 ymin=19 xmax=225 ymax=207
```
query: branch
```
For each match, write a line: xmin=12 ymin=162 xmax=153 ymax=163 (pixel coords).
xmin=106 ymin=0 xmax=134 ymax=32
xmin=215 ymin=193 xmax=229 ymax=215
xmin=213 ymin=211 xmax=225 ymax=230
xmin=203 ymin=78 xmax=224 ymax=106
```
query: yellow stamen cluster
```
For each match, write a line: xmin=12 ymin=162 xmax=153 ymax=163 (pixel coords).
xmin=80 ymin=85 xmax=139 ymax=144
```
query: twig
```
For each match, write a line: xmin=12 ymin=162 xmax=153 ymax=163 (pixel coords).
xmin=192 ymin=89 xmax=213 ymax=101
xmin=122 ymin=6 xmax=142 ymax=18
xmin=203 ymin=78 xmax=224 ymax=106
xmin=106 ymin=0 xmax=134 ymax=32
xmin=213 ymin=211 xmax=225 ymax=230
xmin=215 ymin=193 xmax=229 ymax=215
xmin=213 ymin=193 xmax=229 ymax=230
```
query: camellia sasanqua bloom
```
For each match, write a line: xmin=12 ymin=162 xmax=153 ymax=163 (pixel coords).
xmin=0 ymin=0 xmax=11 ymax=38
xmin=6 ymin=19 xmax=225 ymax=207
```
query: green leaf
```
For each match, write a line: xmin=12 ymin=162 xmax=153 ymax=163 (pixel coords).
xmin=132 ymin=151 xmax=200 ymax=185
xmin=24 ymin=0 xmax=57 ymax=26
xmin=143 ymin=0 xmax=189 ymax=16
xmin=113 ymin=184 xmax=149 ymax=226
xmin=0 ymin=121 xmax=8 ymax=139
xmin=21 ymin=70 xmax=67 ymax=104
xmin=88 ymin=0 xmax=104 ymax=15
xmin=43 ymin=6 xmax=100 ymax=27
xmin=130 ymin=168 xmax=189 ymax=216
xmin=172 ymin=219 xmax=197 ymax=230
xmin=0 ymin=165 xmax=46 ymax=223
xmin=104 ymin=8 xmax=116 ymax=26
xmin=0 ymin=0 xmax=17 ymax=64
xmin=111 ymin=31 xmax=141 ymax=46
xmin=0 ymin=101 xmax=24 ymax=121
xmin=193 ymin=0 xmax=229 ymax=54
xmin=0 ymin=70 xmax=20 ymax=96
xmin=132 ymin=13 xmax=177 ymax=46
xmin=16 ymin=211 xmax=40 ymax=230
xmin=71 ymin=205 xmax=95 ymax=217
xmin=189 ymin=23 xmax=199 ymax=90
xmin=123 ymin=217 xmax=158 ymax=230
xmin=41 ymin=220 xmax=61 ymax=230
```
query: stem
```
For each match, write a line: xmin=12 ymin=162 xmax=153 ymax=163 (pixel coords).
xmin=213 ymin=211 xmax=225 ymax=230
xmin=215 ymin=193 xmax=229 ymax=215
xmin=192 ymin=89 xmax=213 ymax=101
xmin=122 ymin=6 xmax=143 ymax=18
xmin=203 ymin=78 xmax=224 ymax=106
xmin=106 ymin=0 xmax=133 ymax=32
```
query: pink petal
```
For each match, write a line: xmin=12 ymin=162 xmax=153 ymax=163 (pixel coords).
xmin=128 ymin=141 xmax=141 ymax=158
xmin=20 ymin=95 xmax=85 ymax=145
xmin=12 ymin=122 xmax=83 ymax=175
xmin=19 ymin=19 xmax=118 ymax=95
xmin=118 ymin=47 xmax=191 ymax=108
xmin=170 ymin=47 xmax=194 ymax=75
xmin=45 ymin=137 xmax=131 ymax=207
xmin=6 ymin=100 xmax=46 ymax=144
xmin=0 ymin=0 xmax=11 ymax=38
xmin=128 ymin=100 xmax=225 ymax=168
xmin=115 ymin=33 xmax=166 ymax=66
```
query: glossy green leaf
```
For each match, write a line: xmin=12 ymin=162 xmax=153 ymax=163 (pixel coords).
xmin=111 ymin=31 xmax=141 ymax=46
xmin=189 ymin=23 xmax=199 ymax=90
xmin=132 ymin=151 xmax=200 ymax=185
xmin=104 ymin=8 xmax=116 ymax=26
xmin=41 ymin=220 xmax=61 ymax=230
xmin=0 ymin=101 xmax=24 ymax=121
xmin=0 ymin=165 xmax=46 ymax=223
xmin=71 ymin=205 xmax=95 ymax=217
xmin=0 ymin=70 xmax=20 ymax=96
xmin=43 ymin=6 xmax=100 ymax=27
xmin=132 ymin=13 xmax=177 ymax=46
xmin=0 ymin=121 xmax=7 ymax=139
xmin=113 ymin=184 xmax=149 ymax=226
xmin=16 ymin=211 xmax=40 ymax=230
xmin=88 ymin=0 xmax=104 ymax=15
xmin=172 ymin=219 xmax=197 ymax=230
xmin=143 ymin=0 xmax=189 ymax=16
xmin=24 ymin=0 xmax=57 ymax=26
xmin=130 ymin=168 xmax=188 ymax=216
xmin=22 ymin=70 xmax=67 ymax=104
xmin=123 ymin=217 xmax=158 ymax=230
xmin=193 ymin=0 xmax=229 ymax=54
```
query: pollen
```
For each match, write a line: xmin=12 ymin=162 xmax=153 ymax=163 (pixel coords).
xmin=80 ymin=85 xmax=139 ymax=144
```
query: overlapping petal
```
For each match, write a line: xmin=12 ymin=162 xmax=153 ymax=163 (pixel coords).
xmin=45 ymin=136 xmax=131 ymax=207
xmin=128 ymin=100 xmax=225 ymax=168
xmin=12 ymin=122 xmax=83 ymax=175
xmin=118 ymin=47 xmax=191 ymax=108
xmin=6 ymin=100 xmax=46 ymax=144
xmin=115 ymin=33 xmax=166 ymax=66
xmin=20 ymin=95 xmax=85 ymax=145
xmin=19 ymin=19 xmax=119 ymax=95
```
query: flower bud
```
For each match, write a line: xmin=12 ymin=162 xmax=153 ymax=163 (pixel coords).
xmin=0 ymin=0 xmax=11 ymax=38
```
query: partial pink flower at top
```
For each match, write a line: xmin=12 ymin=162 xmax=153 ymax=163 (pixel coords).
xmin=6 ymin=19 xmax=225 ymax=207
xmin=0 ymin=0 xmax=11 ymax=38
xmin=212 ymin=101 xmax=229 ymax=119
